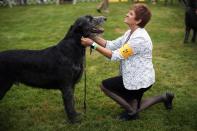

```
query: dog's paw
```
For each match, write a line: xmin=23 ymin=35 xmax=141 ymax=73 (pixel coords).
xmin=69 ymin=117 xmax=81 ymax=124
xmin=69 ymin=112 xmax=82 ymax=124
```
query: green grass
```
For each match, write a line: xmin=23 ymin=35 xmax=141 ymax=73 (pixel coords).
xmin=0 ymin=2 xmax=197 ymax=131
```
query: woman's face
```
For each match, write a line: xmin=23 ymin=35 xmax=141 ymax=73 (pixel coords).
xmin=124 ymin=10 xmax=140 ymax=27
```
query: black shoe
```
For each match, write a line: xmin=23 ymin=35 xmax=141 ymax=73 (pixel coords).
xmin=118 ymin=111 xmax=139 ymax=121
xmin=117 ymin=111 xmax=128 ymax=119
xmin=164 ymin=92 xmax=174 ymax=110
xmin=97 ymin=9 xmax=101 ymax=13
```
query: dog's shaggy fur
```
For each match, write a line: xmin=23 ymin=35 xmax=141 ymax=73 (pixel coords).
xmin=183 ymin=0 xmax=197 ymax=43
xmin=0 ymin=15 xmax=106 ymax=123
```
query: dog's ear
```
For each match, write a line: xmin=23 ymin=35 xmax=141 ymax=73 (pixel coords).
xmin=76 ymin=15 xmax=93 ymax=27
xmin=77 ymin=21 xmax=84 ymax=28
xmin=72 ymin=20 xmax=84 ymax=31
xmin=68 ymin=23 xmax=83 ymax=35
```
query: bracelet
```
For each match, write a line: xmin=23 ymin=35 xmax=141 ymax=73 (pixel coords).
xmin=91 ymin=42 xmax=98 ymax=50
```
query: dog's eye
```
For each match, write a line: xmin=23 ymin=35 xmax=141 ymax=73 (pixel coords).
xmin=86 ymin=16 xmax=93 ymax=22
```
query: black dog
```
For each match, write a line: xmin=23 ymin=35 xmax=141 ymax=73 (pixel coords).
xmin=0 ymin=15 xmax=106 ymax=123
xmin=183 ymin=0 xmax=197 ymax=43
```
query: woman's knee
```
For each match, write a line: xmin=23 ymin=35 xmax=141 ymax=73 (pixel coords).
xmin=100 ymin=79 xmax=109 ymax=92
xmin=100 ymin=83 xmax=105 ymax=91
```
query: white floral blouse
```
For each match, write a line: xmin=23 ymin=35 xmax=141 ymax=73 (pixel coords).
xmin=105 ymin=28 xmax=155 ymax=90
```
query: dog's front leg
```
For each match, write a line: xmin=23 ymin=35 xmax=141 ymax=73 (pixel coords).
xmin=61 ymin=85 xmax=81 ymax=123
xmin=184 ymin=27 xmax=190 ymax=43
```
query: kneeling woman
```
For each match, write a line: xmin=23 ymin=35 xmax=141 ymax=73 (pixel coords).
xmin=81 ymin=4 xmax=174 ymax=120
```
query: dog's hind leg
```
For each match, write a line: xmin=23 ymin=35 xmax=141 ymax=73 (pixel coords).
xmin=61 ymin=84 xmax=80 ymax=123
xmin=0 ymin=78 xmax=13 ymax=100
xmin=191 ymin=29 xmax=196 ymax=43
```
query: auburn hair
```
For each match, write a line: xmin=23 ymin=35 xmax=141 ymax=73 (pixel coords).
xmin=131 ymin=4 xmax=152 ymax=28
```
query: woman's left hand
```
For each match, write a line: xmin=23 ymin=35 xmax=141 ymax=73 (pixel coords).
xmin=81 ymin=37 xmax=94 ymax=47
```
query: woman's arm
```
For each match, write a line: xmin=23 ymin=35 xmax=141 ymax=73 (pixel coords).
xmin=93 ymin=43 xmax=112 ymax=58
xmin=81 ymin=37 xmax=112 ymax=59
xmin=92 ymin=36 xmax=107 ymax=47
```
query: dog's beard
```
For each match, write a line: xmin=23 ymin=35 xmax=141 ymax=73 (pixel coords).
xmin=88 ymin=27 xmax=104 ymax=38
xmin=88 ymin=33 xmax=102 ymax=39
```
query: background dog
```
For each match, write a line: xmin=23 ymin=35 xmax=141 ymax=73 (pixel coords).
xmin=182 ymin=0 xmax=197 ymax=43
xmin=0 ymin=15 xmax=106 ymax=123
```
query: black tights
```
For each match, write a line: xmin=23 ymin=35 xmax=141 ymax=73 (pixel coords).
xmin=101 ymin=76 xmax=170 ymax=116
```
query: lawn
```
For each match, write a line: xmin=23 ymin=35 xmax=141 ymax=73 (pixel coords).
xmin=0 ymin=1 xmax=197 ymax=131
